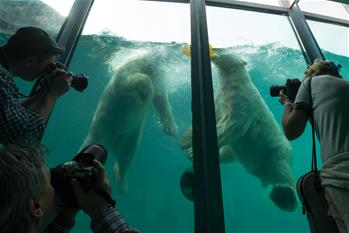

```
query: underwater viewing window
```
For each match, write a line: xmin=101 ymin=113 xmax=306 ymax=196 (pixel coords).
xmin=43 ymin=1 xmax=194 ymax=232
xmin=206 ymin=5 xmax=312 ymax=232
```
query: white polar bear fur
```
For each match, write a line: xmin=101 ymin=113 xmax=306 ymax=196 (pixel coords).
xmin=180 ymin=51 xmax=297 ymax=212
xmin=82 ymin=51 xmax=177 ymax=192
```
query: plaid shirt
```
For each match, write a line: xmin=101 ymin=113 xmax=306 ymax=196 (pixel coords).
xmin=0 ymin=64 xmax=45 ymax=146
xmin=44 ymin=208 xmax=140 ymax=233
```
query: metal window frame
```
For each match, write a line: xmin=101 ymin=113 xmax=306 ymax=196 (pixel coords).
xmin=40 ymin=0 xmax=348 ymax=232
xmin=302 ymin=11 xmax=349 ymax=28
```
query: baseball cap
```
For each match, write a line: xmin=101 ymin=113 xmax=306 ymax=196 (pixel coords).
xmin=4 ymin=27 xmax=65 ymax=59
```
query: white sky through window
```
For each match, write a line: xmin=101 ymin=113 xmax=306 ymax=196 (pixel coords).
xmin=41 ymin=0 xmax=348 ymax=57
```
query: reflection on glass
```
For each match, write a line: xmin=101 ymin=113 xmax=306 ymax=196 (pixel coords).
xmin=307 ymin=20 xmax=349 ymax=79
xmin=43 ymin=1 xmax=193 ymax=232
xmin=0 ymin=0 xmax=74 ymax=99
xmin=299 ymin=0 xmax=349 ymax=21
xmin=207 ymin=5 xmax=313 ymax=232
xmin=41 ymin=0 xmax=75 ymax=16
xmin=0 ymin=0 xmax=72 ymax=36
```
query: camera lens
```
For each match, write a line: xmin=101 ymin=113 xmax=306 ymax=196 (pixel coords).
xmin=270 ymin=85 xmax=287 ymax=97
xmin=71 ymin=74 xmax=88 ymax=92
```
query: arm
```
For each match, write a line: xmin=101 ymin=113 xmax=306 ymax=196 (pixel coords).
xmin=279 ymin=91 xmax=309 ymax=140
xmin=28 ymin=73 xmax=72 ymax=122
xmin=71 ymin=160 xmax=140 ymax=233
xmin=42 ymin=211 xmax=77 ymax=233
xmin=90 ymin=208 xmax=140 ymax=233
xmin=0 ymin=86 xmax=45 ymax=144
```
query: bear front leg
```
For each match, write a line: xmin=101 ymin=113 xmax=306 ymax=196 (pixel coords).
xmin=153 ymin=92 xmax=178 ymax=136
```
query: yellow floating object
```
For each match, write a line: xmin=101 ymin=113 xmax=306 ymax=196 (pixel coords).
xmin=183 ymin=44 xmax=191 ymax=57
xmin=183 ymin=43 xmax=215 ymax=57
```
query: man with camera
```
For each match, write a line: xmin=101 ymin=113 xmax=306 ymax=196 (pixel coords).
xmin=278 ymin=59 xmax=349 ymax=232
xmin=0 ymin=27 xmax=72 ymax=146
xmin=0 ymin=144 xmax=140 ymax=233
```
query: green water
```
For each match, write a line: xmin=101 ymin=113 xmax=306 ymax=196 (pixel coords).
xmin=8 ymin=34 xmax=349 ymax=232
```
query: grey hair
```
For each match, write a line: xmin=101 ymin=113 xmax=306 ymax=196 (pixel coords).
xmin=0 ymin=144 xmax=46 ymax=233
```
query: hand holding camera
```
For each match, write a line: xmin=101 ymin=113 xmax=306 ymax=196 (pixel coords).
xmin=36 ymin=62 xmax=88 ymax=96
xmin=50 ymin=144 xmax=116 ymax=215
xmin=71 ymin=160 xmax=112 ymax=219
xmin=45 ymin=71 xmax=72 ymax=98
xmin=270 ymin=78 xmax=301 ymax=102
xmin=279 ymin=90 xmax=292 ymax=107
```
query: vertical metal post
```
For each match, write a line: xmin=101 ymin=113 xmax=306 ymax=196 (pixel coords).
xmin=190 ymin=0 xmax=225 ymax=232
xmin=56 ymin=0 xmax=94 ymax=66
xmin=288 ymin=2 xmax=325 ymax=64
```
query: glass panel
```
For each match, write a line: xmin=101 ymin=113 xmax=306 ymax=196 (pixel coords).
xmin=307 ymin=20 xmax=349 ymax=80
xmin=299 ymin=0 xmax=349 ymax=21
xmin=207 ymin=6 xmax=312 ymax=232
xmin=43 ymin=1 xmax=192 ymax=232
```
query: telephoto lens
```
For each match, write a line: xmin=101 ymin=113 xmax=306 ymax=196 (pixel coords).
xmin=270 ymin=85 xmax=287 ymax=97
xmin=50 ymin=144 xmax=108 ymax=208
xmin=71 ymin=74 xmax=88 ymax=92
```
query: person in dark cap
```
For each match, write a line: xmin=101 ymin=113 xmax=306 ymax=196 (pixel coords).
xmin=0 ymin=27 xmax=72 ymax=146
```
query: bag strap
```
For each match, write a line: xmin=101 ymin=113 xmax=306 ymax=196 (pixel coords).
xmin=308 ymin=77 xmax=318 ymax=172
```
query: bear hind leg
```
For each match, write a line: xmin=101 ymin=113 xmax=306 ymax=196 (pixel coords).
xmin=112 ymin=125 xmax=143 ymax=193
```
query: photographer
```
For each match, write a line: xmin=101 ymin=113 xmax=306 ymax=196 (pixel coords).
xmin=0 ymin=27 xmax=72 ymax=146
xmin=0 ymin=144 xmax=140 ymax=233
xmin=279 ymin=58 xmax=349 ymax=232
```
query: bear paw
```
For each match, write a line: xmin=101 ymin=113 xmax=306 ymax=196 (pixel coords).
xmin=184 ymin=147 xmax=193 ymax=161
xmin=269 ymin=183 xmax=297 ymax=212
xmin=161 ymin=117 xmax=178 ymax=136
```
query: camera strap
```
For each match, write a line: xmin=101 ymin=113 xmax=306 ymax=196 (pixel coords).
xmin=308 ymin=77 xmax=318 ymax=172
xmin=92 ymin=186 xmax=116 ymax=208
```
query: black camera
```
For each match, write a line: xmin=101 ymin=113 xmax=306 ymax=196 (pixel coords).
xmin=50 ymin=144 xmax=107 ymax=208
xmin=270 ymin=78 xmax=302 ymax=102
xmin=38 ymin=62 xmax=88 ymax=92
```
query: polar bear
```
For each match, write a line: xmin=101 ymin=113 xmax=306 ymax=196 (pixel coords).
xmin=83 ymin=51 xmax=178 ymax=192
xmin=180 ymin=51 xmax=297 ymax=212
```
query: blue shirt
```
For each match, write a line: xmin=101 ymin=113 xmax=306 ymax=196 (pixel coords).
xmin=0 ymin=64 xmax=45 ymax=145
